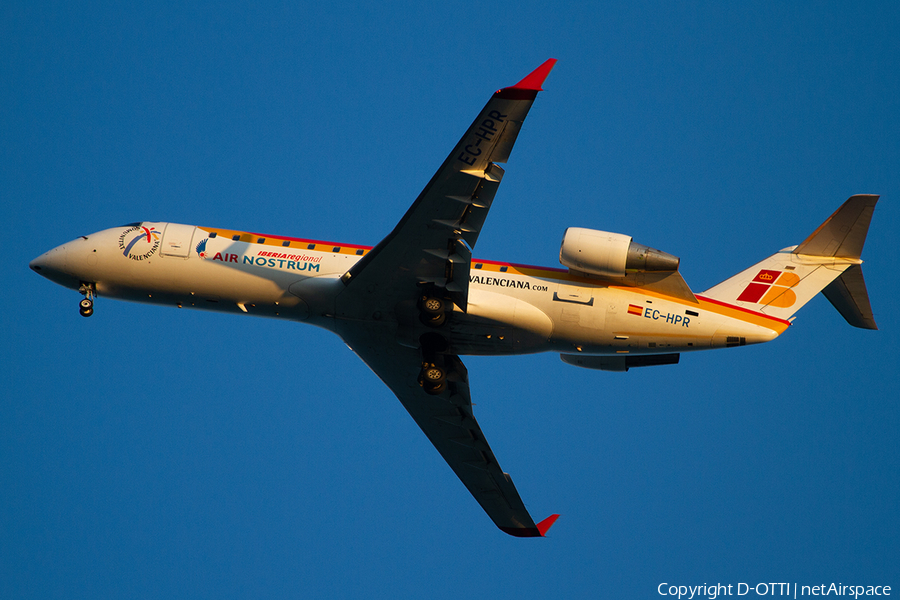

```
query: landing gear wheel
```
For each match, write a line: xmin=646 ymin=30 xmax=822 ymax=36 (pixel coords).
xmin=78 ymin=283 xmax=96 ymax=318
xmin=420 ymin=312 xmax=446 ymax=327
xmin=421 ymin=297 xmax=444 ymax=314
xmin=79 ymin=297 xmax=94 ymax=317
xmin=421 ymin=365 xmax=447 ymax=395
xmin=418 ymin=296 xmax=446 ymax=328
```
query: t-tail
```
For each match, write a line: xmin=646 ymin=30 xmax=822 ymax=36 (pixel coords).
xmin=701 ymin=195 xmax=879 ymax=330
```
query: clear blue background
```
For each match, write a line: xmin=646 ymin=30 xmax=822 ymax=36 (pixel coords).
xmin=2 ymin=2 xmax=898 ymax=598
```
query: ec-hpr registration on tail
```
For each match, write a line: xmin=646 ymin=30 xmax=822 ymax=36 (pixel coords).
xmin=31 ymin=59 xmax=879 ymax=537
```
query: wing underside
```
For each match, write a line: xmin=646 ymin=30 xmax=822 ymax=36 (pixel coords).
xmin=337 ymin=59 xmax=557 ymax=317
xmin=332 ymin=60 xmax=559 ymax=536
xmin=340 ymin=328 xmax=557 ymax=536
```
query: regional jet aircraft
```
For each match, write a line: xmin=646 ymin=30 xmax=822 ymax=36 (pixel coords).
xmin=31 ymin=59 xmax=879 ymax=537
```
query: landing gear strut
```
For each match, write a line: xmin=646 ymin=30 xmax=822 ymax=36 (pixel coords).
xmin=78 ymin=283 xmax=95 ymax=317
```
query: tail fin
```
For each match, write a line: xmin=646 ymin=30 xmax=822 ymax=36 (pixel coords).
xmin=701 ymin=195 xmax=879 ymax=328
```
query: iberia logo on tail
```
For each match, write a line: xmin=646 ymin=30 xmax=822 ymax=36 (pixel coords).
xmin=737 ymin=270 xmax=800 ymax=308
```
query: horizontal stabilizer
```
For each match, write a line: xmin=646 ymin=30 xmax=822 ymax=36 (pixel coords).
xmin=560 ymin=353 xmax=680 ymax=372
xmin=822 ymin=264 xmax=877 ymax=329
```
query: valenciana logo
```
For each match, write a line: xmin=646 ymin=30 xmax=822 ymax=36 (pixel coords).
xmin=737 ymin=269 xmax=800 ymax=308
xmin=118 ymin=225 xmax=161 ymax=261
xmin=196 ymin=238 xmax=209 ymax=258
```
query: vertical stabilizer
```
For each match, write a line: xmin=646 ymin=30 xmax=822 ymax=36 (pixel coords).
xmin=702 ymin=195 xmax=878 ymax=328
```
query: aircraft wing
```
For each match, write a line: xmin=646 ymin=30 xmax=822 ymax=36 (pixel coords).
xmin=339 ymin=326 xmax=558 ymax=537
xmin=337 ymin=59 xmax=556 ymax=314
xmin=332 ymin=61 xmax=559 ymax=536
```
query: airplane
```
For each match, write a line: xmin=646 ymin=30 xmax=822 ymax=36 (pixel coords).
xmin=30 ymin=58 xmax=879 ymax=537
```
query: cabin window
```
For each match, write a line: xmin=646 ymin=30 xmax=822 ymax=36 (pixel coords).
xmin=333 ymin=247 xmax=340 ymax=253
xmin=499 ymin=266 xmax=508 ymax=272
xmin=356 ymin=249 xmax=364 ymax=255
xmin=307 ymin=243 xmax=315 ymax=250
xmin=282 ymin=240 xmax=290 ymax=247
xmin=209 ymin=232 xmax=217 ymax=238
xmin=232 ymin=234 xmax=240 ymax=241
xmin=474 ymin=264 xmax=483 ymax=269
xmin=257 ymin=238 xmax=265 ymax=244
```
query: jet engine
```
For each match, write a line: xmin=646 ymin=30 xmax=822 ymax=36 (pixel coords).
xmin=559 ymin=228 xmax=680 ymax=277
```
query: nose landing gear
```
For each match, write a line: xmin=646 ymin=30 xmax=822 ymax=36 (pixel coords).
xmin=79 ymin=298 xmax=93 ymax=317
xmin=78 ymin=283 xmax=96 ymax=317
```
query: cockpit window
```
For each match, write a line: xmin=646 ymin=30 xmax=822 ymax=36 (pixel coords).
xmin=119 ymin=222 xmax=141 ymax=227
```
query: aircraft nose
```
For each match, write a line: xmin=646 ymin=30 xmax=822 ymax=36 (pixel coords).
xmin=30 ymin=245 xmax=67 ymax=276
xmin=29 ymin=243 xmax=81 ymax=289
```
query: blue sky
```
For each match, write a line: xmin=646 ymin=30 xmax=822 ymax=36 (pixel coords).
xmin=2 ymin=2 xmax=898 ymax=598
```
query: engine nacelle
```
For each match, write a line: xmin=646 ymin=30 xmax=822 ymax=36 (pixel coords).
xmin=559 ymin=228 xmax=680 ymax=277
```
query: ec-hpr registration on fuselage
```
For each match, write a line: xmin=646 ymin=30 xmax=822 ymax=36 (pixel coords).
xmin=31 ymin=59 xmax=879 ymax=537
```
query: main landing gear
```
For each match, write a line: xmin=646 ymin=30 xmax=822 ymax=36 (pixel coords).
xmin=414 ymin=288 xmax=454 ymax=394
xmin=78 ymin=283 xmax=95 ymax=317
xmin=418 ymin=294 xmax=447 ymax=327
xmin=418 ymin=331 xmax=451 ymax=396
xmin=421 ymin=363 xmax=447 ymax=395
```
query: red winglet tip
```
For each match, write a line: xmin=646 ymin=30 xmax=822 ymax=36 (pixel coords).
xmin=510 ymin=58 xmax=558 ymax=91
xmin=536 ymin=514 xmax=560 ymax=536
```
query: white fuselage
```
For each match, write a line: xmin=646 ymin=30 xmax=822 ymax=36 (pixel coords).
xmin=30 ymin=222 xmax=785 ymax=359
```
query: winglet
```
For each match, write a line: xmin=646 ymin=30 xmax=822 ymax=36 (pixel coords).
xmin=498 ymin=513 xmax=560 ymax=537
xmin=536 ymin=513 xmax=560 ymax=536
xmin=496 ymin=59 xmax=557 ymax=99
xmin=510 ymin=58 xmax=558 ymax=91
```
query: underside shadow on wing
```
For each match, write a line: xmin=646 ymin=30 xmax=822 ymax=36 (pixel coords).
xmin=339 ymin=326 xmax=558 ymax=536
xmin=332 ymin=60 xmax=559 ymax=536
